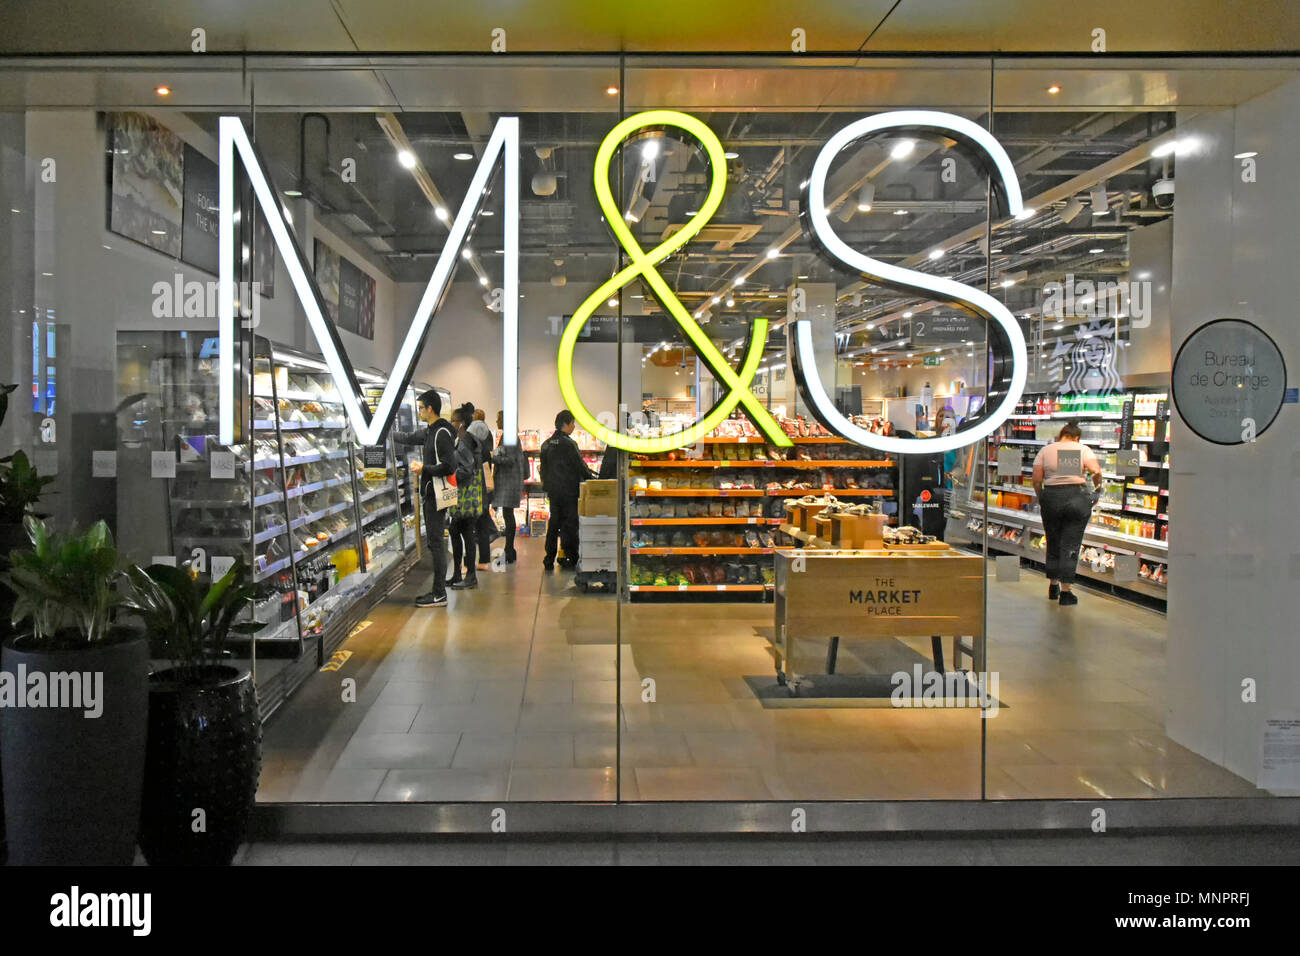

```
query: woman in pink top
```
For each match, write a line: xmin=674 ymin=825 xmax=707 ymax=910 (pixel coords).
xmin=1031 ymin=421 xmax=1103 ymax=606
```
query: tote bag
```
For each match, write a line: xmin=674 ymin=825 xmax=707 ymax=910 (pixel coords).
xmin=428 ymin=472 xmax=458 ymax=511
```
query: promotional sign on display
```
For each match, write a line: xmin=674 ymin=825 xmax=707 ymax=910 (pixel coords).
xmin=1118 ymin=398 xmax=1135 ymax=447
xmin=911 ymin=313 xmax=979 ymax=344
xmin=1171 ymin=318 xmax=1287 ymax=445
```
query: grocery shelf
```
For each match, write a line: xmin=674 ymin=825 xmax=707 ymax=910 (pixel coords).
xmin=980 ymin=502 xmax=1167 ymax=551
xmin=629 ymin=584 xmax=770 ymax=593
xmin=631 ymin=517 xmax=783 ymax=526
xmin=631 ymin=488 xmax=765 ymax=497
xmin=630 ymin=546 xmax=774 ymax=556
xmin=630 ymin=459 xmax=893 ymax=468
xmin=768 ymin=488 xmax=893 ymax=496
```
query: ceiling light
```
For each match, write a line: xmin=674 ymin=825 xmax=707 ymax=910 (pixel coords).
xmin=797 ymin=274 xmax=809 ymax=280
xmin=241 ymin=245 xmax=249 ymax=262
xmin=1047 ymin=84 xmax=1062 ymax=95
xmin=1016 ymin=208 xmax=1036 ymax=221
xmin=733 ymin=277 xmax=744 ymax=287
xmin=155 ymin=86 xmax=171 ymax=96
xmin=1090 ymin=185 xmax=1109 ymax=216
xmin=711 ymin=296 xmax=720 ymax=305
xmin=641 ymin=140 xmax=660 ymax=161
xmin=1234 ymin=150 xmax=1258 ymax=159
xmin=608 ymin=297 xmax=618 ymax=307
xmin=1151 ymin=141 xmax=1179 ymax=158
xmin=902 ymin=311 xmax=913 ymax=318
xmin=480 ymin=209 xmax=494 ymax=217
xmin=151 ymin=229 xmax=166 ymax=235
xmin=765 ymin=249 xmax=779 ymax=259
xmin=398 ymin=150 xmax=417 ymax=169
xmin=434 ymin=206 xmax=449 ymax=222
xmin=890 ymin=139 xmax=915 ymax=160
xmin=1137 ymin=270 xmax=1151 ymax=280
xmin=907 ymin=352 xmax=914 ymax=358
xmin=928 ymin=249 xmax=944 ymax=260
xmin=1054 ymin=322 xmax=1065 ymax=329
xmin=893 ymin=209 xmax=908 ymax=216
xmin=1001 ymin=279 xmax=1015 ymax=288
xmin=625 ymin=211 xmax=639 ymax=222
xmin=453 ymin=152 xmax=473 ymax=161
xmin=865 ymin=323 xmax=875 ymax=330
xmin=1060 ymin=196 xmax=1084 ymax=223
xmin=724 ymin=151 xmax=739 ymax=159
xmin=1089 ymin=247 xmax=1104 ymax=254
xmin=462 ymin=248 xmax=473 ymax=260
xmin=283 ymin=188 xmax=303 ymax=198
xmin=606 ymin=86 xmax=619 ymax=95
xmin=856 ymin=183 xmax=875 ymax=213
xmin=725 ymin=297 xmax=735 ymax=307
xmin=480 ymin=277 xmax=489 ymax=287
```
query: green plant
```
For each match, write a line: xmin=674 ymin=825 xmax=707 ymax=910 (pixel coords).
xmin=0 ymin=383 xmax=56 ymax=522
xmin=0 ymin=516 xmax=125 ymax=646
xmin=122 ymin=558 xmax=261 ymax=682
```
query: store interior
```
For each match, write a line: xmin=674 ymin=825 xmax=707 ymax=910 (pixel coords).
xmin=4 ymin=56 xmax=1297 ymax=804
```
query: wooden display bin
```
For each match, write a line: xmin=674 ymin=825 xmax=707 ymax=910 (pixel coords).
xmin=829 ymin=512 xmax=887 ymax=549
xmin=786 ymin=501 xmax=828 ymax=534
xmin=771 ymin=547 xmax=984 ymax=691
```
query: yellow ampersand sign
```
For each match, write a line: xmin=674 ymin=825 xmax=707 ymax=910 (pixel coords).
xmin=556 ymin=110 xmax=792 ymax=454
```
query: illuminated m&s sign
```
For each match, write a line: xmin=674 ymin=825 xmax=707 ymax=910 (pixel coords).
xmin=217 ymin=110 xmax=1026 ymax=454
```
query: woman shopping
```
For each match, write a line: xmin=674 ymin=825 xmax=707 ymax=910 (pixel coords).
xmin=1031 ymin=421 xmax=1104 ymax=606
xmin=446 ymin=403 xmax=485 ymax=590
xmin=492 ymin=410 xmax=527 ymax=564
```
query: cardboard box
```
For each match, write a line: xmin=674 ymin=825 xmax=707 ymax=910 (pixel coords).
xmin=580 ymin=480 xmax=619 ymax=517
xmin=579 ymin=557 xmax=618 ymax=573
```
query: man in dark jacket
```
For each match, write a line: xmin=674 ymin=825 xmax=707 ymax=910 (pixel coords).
xmin=393 ymin=388 xmax=457 ymax=607
xmin=540 ymin=409 xmax=594 ymax=570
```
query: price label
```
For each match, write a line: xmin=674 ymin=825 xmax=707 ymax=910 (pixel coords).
xmin=151 ymin=451 xmax=176 ymax=479
xmin=677 ymin=583 xmax=688 ymax=591
xmin=718 ymin=460 xmax=730 ymax=468
xmin=715 ymin=584 xmax=727 ymax=591
xmin=747 ymin=517 xmax=757 ymax=524
xmin=210 ymin=451 xmax=236 ymax=479
xmin=91 ymin=450 xmax=116 ymax=478
xmin=738 ymin=437 xmax=750 ymax=443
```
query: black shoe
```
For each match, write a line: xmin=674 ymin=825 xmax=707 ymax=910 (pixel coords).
xmin=1058 ymin=590 xmax=1078 ymax=606
xmin=415 ymin=591 xmax=447 ymax=608
xmin=543 ymin=562 xmax=555 ymax=571
xmin=505 ymin=549 xmax=517 ymax=564
xmin=1048 ymin=581 xmax=1060 ymax=600
xmin=445 ymin=574 xmax=461 ymax=587
xmin=450 ymin=576 xmax=478 ymax=590
xmin=558 ymin=558 xmax=577 ymax=570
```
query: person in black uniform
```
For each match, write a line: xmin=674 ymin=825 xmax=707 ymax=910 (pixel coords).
xmin=540 ymin=409 xmax=594 ymax=570
xmin=393 ymin=389 xmax=457 ymax=608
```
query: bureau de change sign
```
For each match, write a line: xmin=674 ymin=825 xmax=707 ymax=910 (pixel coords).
xmin=1172 ymin=318 xmax=1286 ymax=445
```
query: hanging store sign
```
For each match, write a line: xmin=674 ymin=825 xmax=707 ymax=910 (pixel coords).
xmin=1172 ymin=318 xmax=1286 ymax=445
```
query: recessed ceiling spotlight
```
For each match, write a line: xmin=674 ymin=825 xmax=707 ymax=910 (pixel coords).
xmin=606 ymin=86 xmax=619 ymax=95
xmin=1234 ymin=150 xmax=1258 ymax=159
xmin=766 ymin=249 xmax=779 ymax=259
xmin=893 ymin=209 xmax=908 ymax=216
xmin=608 ymin=297 xmax=618 ymax=307
xmin=725 ymin=297 xmax=735 ymax=307
xmin=397 ymin=150 xmax=417 ymax=169
xmin=480 ymin=277 xmax=489 ymax=287
xmin=453 ymin=152 xmax=473 ymax=161
xmin=1089 ymin=247 xmax=1104 ymax=254
xmin=462 ymin=248 xmax=473 ymax=260
xmin=1047 ymin=84 xmax=1061 ymax=95
xmin=928 ymin=249 xmax=944 ymax=260
xmin=890 ymin=139 xmax=915 ymax=160
xmin=733 ymin=277 xmax=744 ymax=286
xmin=797 ymin=274 xmax=809 ymax=280
xmin=480 ymin=209 xmax=495 ymax=216
xmin=434 ymin=206 xmax=449 ymax=222
xmin=155 ymin=86 xmax=171 ymax=96
xmin=283 ymin=189 xmax=303 ymax=198
xmin=724 ymin=151 xmax=739 ymax=159
xmin=711 ymin=296 xmax=720 ymax=305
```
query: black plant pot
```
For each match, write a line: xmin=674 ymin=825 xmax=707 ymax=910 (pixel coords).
xmin=138 ymin=665 xmax=261 ymax=866
xmin=0 ymin=634 xmax=149 ymax=865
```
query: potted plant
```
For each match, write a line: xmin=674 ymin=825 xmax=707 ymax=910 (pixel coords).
xmin=123 ymin=558 xmax=263 ymax=865
xmin=0 ymin=517 xmax=148 ymax=865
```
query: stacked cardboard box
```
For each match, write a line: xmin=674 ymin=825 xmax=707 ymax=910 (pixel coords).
xmin=578 ymin=512 xmax=619 ymax=573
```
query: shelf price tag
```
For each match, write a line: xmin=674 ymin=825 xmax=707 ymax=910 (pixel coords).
xmin=1115 ymin=449 xmax=1140 ymax=477
xmin=996 ymin=446 xmax=1021 ymax=479
xmin=747 ymin=517 xmax=757 ymax=524
xmin=715 ymin=584 xmax=727 ymax=591
xmin=677 ymin=583 xmax=688 ymax=591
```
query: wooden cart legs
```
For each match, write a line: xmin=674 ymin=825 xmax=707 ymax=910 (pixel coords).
xmin=825 ymin=636 xmax=841 ymax=675
xmin=930 ymin=635 xmax=945 ymax=673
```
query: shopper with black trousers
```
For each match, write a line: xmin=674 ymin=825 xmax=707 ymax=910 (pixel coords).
xmin=393 ymin=389 xmax=457 ymax=608
xmin=446 ymin=403 xmax=485 ymax=590
xmin=468 ymin=407 xmax=497 ymax=567
xmin=1032 ymin=421 xmax=1104 ymax=606
xmin=540 ymin=409 xmax=594 ymax=570
xmin=492 ymin=409 xmax=527 ymax=564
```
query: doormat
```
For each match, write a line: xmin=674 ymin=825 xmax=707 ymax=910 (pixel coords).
xmin=744 ymin=639 xmax=1005 ymax=708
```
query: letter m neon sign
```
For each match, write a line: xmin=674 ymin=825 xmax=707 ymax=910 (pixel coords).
xmin=218 ymin=116 xmax=519 ymax=447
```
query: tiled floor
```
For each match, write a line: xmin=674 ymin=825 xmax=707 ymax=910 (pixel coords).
xmin=257 ymin=536 xmax=1264 ymax=803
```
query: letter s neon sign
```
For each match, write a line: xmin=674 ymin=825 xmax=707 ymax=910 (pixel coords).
xmin=796 ymin=110 xmax=1028 ymax=455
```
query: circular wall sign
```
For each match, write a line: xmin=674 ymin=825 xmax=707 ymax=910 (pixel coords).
xmin=1171 ymin=318 xmax=1286 ymax=445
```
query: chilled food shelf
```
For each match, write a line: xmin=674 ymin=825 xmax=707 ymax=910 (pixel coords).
xmin=629 ymin=584 xmax=771 ymax=593
xmin=630 ymin=546 xmax=774 ymax=556
xmin=630 ymin=459 xmax=893 ymax=468
xmin=631 ymin=517 xmax=784 ymax=526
